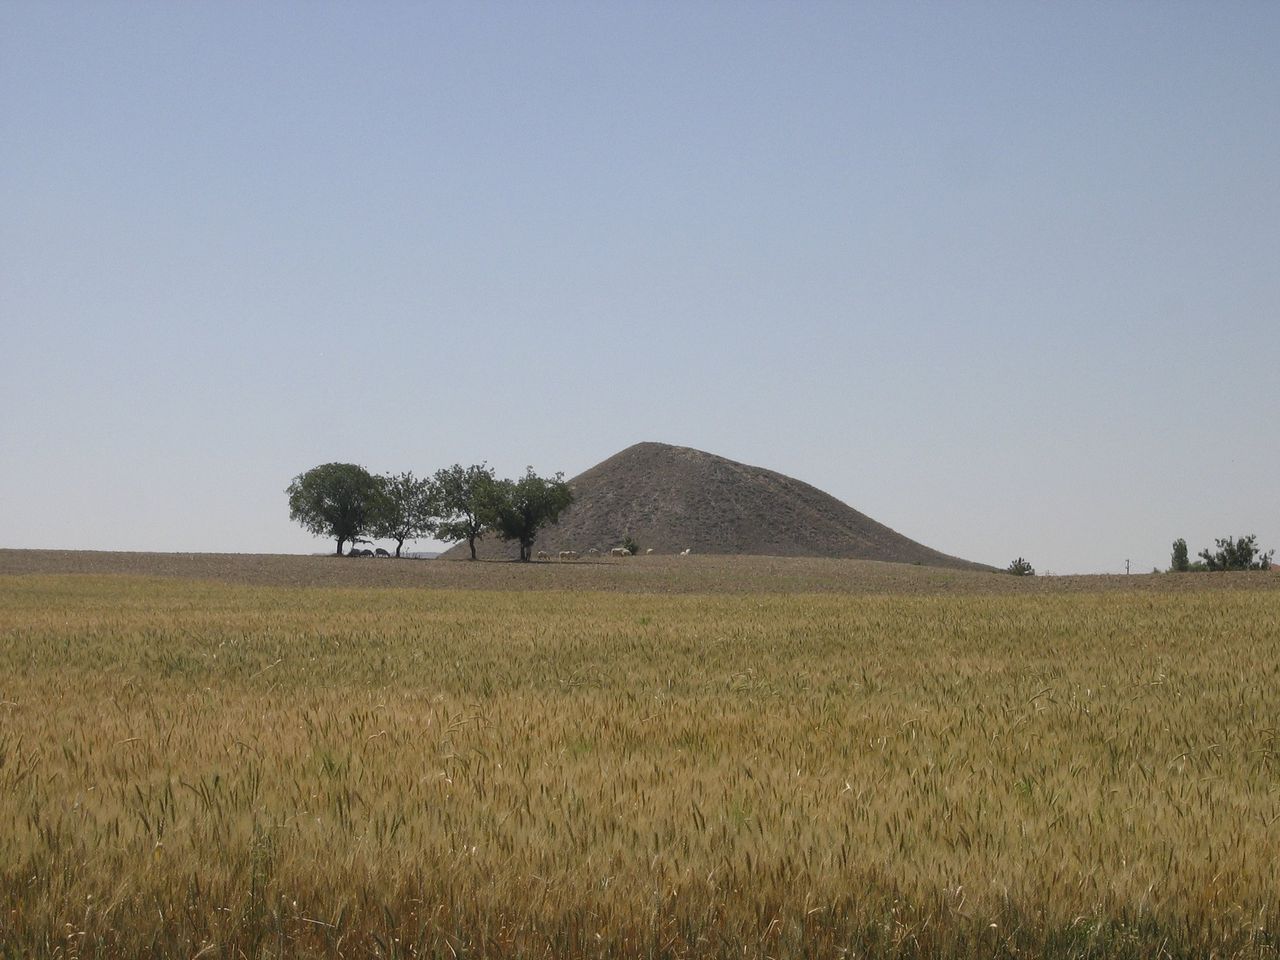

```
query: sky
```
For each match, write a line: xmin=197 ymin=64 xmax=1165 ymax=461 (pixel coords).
xmin=2 ymin=2 xmax=1277 ymax=573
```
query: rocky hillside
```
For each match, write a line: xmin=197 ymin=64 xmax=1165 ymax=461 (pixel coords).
xmin=441 ymin=442 xmax=990 ymax=570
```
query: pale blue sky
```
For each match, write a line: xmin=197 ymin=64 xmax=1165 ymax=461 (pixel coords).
xmin=3 ymin=2 xmax=1277 ymax=573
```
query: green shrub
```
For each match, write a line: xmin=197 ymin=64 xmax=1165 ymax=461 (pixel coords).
xmin=1197 ymin=535 xmax=1274 ymax=571
xmin=1006 ymin=557 xmax=1035 ymax=577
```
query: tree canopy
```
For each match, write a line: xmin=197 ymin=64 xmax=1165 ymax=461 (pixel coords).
xmin=433 ymin=463 xmax=499 ymax=561
xmin=372 ymin=472 xmax=437 ymax=558
xmin=287 ymin=459 xmax=575 ymax=560
xmin=286 ymin=463 xmax=385 ymax=556
xmin=488 ymin=468 xmax=574 ymax=562
xmin=1197 ymin=535 xmax=1274 ymax=571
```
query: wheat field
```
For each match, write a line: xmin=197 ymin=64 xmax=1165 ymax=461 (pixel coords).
xmin=2 ymin=567 xmax=1280 ymax=957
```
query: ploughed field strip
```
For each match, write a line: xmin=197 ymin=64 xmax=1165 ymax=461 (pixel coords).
xmin=3 ymin=547 xmax=1278 ymax=597
xmin=2 ymin=572 xmax=1280 ymax=958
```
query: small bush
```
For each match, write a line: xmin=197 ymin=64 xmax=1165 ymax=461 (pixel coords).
xmin=621 ymin=535 xmax=640 ymax=556
xmin=1006 ymin=557 xmax=1035 ymax=577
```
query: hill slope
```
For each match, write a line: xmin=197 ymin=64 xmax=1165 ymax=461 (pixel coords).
xmin=442 ymin=442 xmax=991 ymax=570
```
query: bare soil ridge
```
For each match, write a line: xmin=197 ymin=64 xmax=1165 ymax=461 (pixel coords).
xmin=4 ymin=548 xmax=1279 ymax=597
xmin=443 ymin=441 xmax=993 ymax=569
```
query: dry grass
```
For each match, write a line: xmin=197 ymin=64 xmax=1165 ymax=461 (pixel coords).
xmin=2 ymin=563 xmax=1280 ymax=957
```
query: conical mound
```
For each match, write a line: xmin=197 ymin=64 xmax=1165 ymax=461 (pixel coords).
xmin=442 ymin=442 xmax=989 ymax=569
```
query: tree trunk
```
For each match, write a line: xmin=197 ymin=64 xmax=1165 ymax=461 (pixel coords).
xmin=395 ymin=538 xmax=404 ymax=558
xmin=335 ymin=537 xmax=345 ymax=556
xmin=468 ymin=536 xmax=477 ymax=560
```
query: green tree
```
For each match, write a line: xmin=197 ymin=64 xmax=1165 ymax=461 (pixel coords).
xmin=372 ymin=472 xmax=438 ymax=558
xmin=1170 ymin=538 xmax=1190 ymax=572
xmin=488 ymin=468 xmax=574 ymax=562
xmin=1197 ymin=535 xmax=1274 ymax=571
xmin=433 ymin=463 xmax=498 ymax=560
xmin=286 ymin=463 xmax=385 ymax=556
xmin=1006 ymin=557 xmax=1035 ymax=576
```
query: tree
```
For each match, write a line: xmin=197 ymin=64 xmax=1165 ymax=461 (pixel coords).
xmin=372 ymin=472 xmax=438 ymax=558
xmin=1171 ymin=538 xmax=1190 ymax=572
xmin=1197 ymin=535 xmax=1274 ymax=571
xmin=434 ymin=463 xmax=498 ymax=560
xmin=1006 ymin=557 xmax=1035 ymax=576
xmin=286 ymin=463 xmax=385 ymax=556
xmin=487 ymin=468 xmax=574 ymax=562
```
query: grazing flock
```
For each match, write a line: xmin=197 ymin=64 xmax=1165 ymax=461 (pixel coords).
xmin=347 ymin=545 xmax=693 ymax=561
xmin=524 ymin=546 xmax=691 ymax=561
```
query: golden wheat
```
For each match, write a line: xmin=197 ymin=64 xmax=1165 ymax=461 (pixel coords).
xmin=1 ymin=573 xmax=1279 ymax=957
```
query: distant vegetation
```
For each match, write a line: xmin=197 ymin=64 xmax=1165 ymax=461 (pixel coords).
xmin=486 ymin=467 xmax=575 ymax=562
xmin=1171 ymin=534 xmax=1273 ymax=573
xmin=433 ymin=463 xmax=499 ymax=561
xmin=1006 ymin=556 xmax=1035 ymax=576
xmin=284 ymin=462 xmax=386 ymax=557
xmin=286 ymin=462 xmax=572 ymax=561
